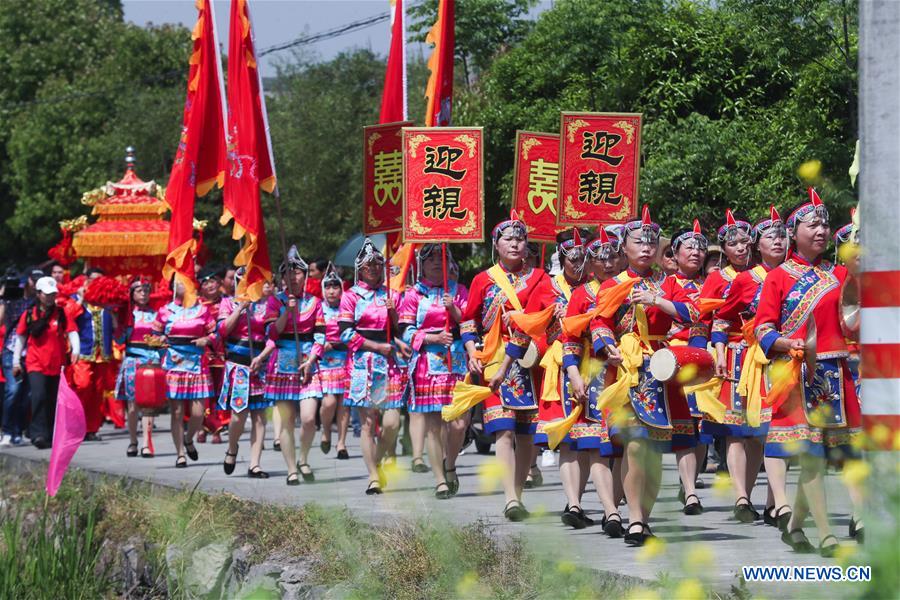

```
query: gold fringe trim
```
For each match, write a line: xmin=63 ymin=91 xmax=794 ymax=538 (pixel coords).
xmin=196 ymin=171 xmax=224 ymax=197
xmin=260 ymin=175 xmax=276 ymax=194
xmin=91 ymin=203 xmax=167 ymax=216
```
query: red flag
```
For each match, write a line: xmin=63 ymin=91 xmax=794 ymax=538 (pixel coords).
xmin=424 ymin=0 xmax=454 ymax=126
xmin=221 ymin=0 xmax=275 ymax=301
xmin=46 ymin=372 xmax=86 ymax=497
xmin=162 ymin=0 xmax=227 ymax=307
xmin=379 ymin=0 xmax=407 ymax=123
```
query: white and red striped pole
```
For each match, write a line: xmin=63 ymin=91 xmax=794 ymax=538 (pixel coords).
xmin=859 ymin=1 xmax=900 ymax=451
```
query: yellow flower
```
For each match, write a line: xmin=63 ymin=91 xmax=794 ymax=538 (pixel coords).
xmin=835 ymin=544 xmax=858 ymax=565
xmin=769 ymin=360 xmax=794 ymax=386
xmin=783 ymin=439 xmax=803 ymax=455
xmin=676 ymin=364 xmax=699 ymax=384
xmin=381 ymin=460 xmax=409 ymax=487
xmin=893 ymin=430 xmax=900 ymax=452
xmin=712 ymin=472 xmax=732 ymax=498
xmin=476 ymin=457 xmax=506 ymax=493
xmin=625 ymin=587 xmax=661 ymax=600
xmin=455 ymin=571 xmax=480 ymax=596
xmin=683 ymin=544 xmax=714 ymax=575
xmin=637 ymin=536 xmax=666 ymax=562
xmin=870 ymin=424 xmax=890 ymax=446
xmin=673 ymin=578 xmax=705 ymax=600
xmin=557 ymin=560 xmax=577 ymax=574
xmin=837 ymin=242 xmax=859 ymax=265
xmin=797 ymin=159 xmax=822 ymax=182
xmin=841 ymin=460 xmax=871 ymax=487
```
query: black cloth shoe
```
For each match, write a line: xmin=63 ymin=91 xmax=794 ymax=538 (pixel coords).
xmin=184 ymin=436 xmax=199 ymax=461
xmin=733 ymin=496 xmax=756 ymax=523
xmin=781 ymin=528 xmax=815 ymax=553
xmin=602 ymin=513 xmax=623 ymax=538
xmin=561 ymin=506 xmax=588 ymax=529
xmin=683 ymin=494 xmax=704 ymax=516
xmin=223 ymin=449 xmax=238 ymax=475
xmin=504 ymin=500 xmax=529 ymax=522
xmin=248 ymin=466 xmax=270 ymax=479
xmin=336 ymin=448 xmax=349 ymax=460
xmin=624 ymin=522 xmax=648 ymax=546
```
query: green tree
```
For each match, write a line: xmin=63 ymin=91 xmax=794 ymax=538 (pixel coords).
xmin=408 ymin=0 xmax=539 ymax=88
xmin=263 ymin=49 xmax=431 ymax=263
xmin=0 ymin=0 xmax=189 ymax=263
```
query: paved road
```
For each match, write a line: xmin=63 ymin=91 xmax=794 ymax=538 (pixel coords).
xmin=1 ymin=421 xmax=867 ymax=598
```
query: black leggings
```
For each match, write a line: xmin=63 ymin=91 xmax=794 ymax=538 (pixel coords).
xmin=28 ymin=372 xmax=60 ymax=443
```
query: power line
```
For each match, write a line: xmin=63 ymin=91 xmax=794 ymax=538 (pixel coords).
xmin=258 ymin=12 xmax=391 ymax=57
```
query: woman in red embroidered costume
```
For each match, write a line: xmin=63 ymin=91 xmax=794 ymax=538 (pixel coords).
xmin=754 ymin=189 xmax=861 ymax=557
xmin=592 ymin=206 xmax=699 ymax=546
xmin=524 ymin=228 xmax=591 ymax=527
xmin=460 ymin=210 xmax=549 ymax=521
xmin=707 ymin=206 xmax=787 ymax=525
xmin=559 ymin=226 xmax=627 ymax=536
xmin=831 ymin=211 xmax=865 ymax=543
xmin=666 ymin=220 xmax=714 ymax=516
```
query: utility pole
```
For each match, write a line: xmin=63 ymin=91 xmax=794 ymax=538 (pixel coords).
xmin=859 ymin=0 xmax=900 ymax=546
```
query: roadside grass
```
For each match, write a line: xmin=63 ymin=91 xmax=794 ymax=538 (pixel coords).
xmin=1 ymin=456 xmax=896 ymax=599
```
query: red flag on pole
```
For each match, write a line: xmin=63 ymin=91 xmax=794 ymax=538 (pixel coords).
xmin=163 ymin=0 xmax=227 ymax=307
xmin=423 ymin=0 xmax=454 ymax=127
xmin=379 ymin=0 xmax=407 ymax=123
xmin=221 ymin=0 xmax=276 ymax=301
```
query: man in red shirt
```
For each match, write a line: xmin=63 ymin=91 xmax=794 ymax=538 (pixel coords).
xmin=13 ymin=277 xmax=79 ymax=449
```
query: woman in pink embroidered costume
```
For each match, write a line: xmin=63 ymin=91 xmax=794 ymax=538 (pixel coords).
xmin=114 ymin=278 xmax=161 ymax=458
xmin=705 ymin=206 xmax=787 ymax=525
xmin=266 ymin=246 xmax=325 ymax=486
xmin=219 ymin=269 xmax=277 ymax=479
xmin=399 ymin=244 xmax=467 ymax=499
xmin=197 ymin=267 xmax=230 ymax=443
xmin=755 ymin=189 xmax=861 ymax=557
xmin=460 ymin=211 xmax=548 ymax=521
xmin=592 ymin=206 xmax=700 ymax=546
xmin=665 ymin=221 xmax=713 ymax=515
xmin=340 ymin=239 xmax=411 ymax=495
xmin=318 ymin=264 xmax=351 ymax=460
xmin=150 ymin=279 xmax=217 ymax=468
xmin=442 ymin=258 xmax=470 ymax=490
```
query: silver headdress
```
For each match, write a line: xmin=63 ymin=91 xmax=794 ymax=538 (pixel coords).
xmin=321 ymin=262 xmax=343 ymax=289
xmin=279 ymin=245 xmax=308 ymax=275
xmin=354 ymin=238 xmax=385 ymax=283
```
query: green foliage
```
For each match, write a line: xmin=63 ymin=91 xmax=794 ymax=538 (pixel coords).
xmin=263 ymin=49 xmax=431 ymax=261
xmin=0 ymin=504 xmax=110 ymax=599
xmin=407 ymin=0 xmax=539 ymax=86
xmin=0 ymin=0 xmax=188 ymax=263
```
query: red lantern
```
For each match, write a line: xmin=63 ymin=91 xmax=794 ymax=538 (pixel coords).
xmin=135 ymin=365 xmax=167 ymax=411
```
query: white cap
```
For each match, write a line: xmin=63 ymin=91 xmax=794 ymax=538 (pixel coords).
xmin=35 ymin=276 xmax=58 ymax=295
